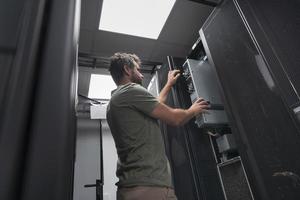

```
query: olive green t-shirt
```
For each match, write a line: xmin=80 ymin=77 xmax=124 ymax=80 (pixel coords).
xmin=106 ymin=83 xmax=172 ymax=188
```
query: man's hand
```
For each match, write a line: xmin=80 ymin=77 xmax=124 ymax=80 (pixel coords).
xmin=166 ymin=70 xmax=181 ymax=87
xmin=188 ymin=98 xmax=210 ymax=117
xmin=151 ymin=97 xmax=210 ymax=126
xmin=158 ymin=70 xmax=181 ymax=103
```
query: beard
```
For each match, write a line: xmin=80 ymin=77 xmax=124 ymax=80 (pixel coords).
xmin=130 ymin=73 xmax=143 ymax=85
xmin=131 ymin=76 xmax=143 ymax=85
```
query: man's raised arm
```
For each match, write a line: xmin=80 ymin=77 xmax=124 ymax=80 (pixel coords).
xmin=157 ymin=70 xmax=180 ymax=104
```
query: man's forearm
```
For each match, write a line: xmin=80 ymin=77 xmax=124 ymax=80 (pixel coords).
xmin=171 ymin=108 xmax=195 ymax=126
xmin=151 ymin=102 xmax=196 ymax=126
xmin=151 ymin=98 xmax=208 ymax=127
xmin=158 ymin=83 xmax=172 ymax=104
xmin=158 ymin=70 xmax=180 ymax=103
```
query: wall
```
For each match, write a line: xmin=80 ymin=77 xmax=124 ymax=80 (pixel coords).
xmin=73 ymin=118 xmax=118 ymax=200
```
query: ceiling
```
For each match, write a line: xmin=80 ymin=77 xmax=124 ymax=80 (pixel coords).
xmin=79 ymin=0 xmax=214 ymax=64
xmin=77 ymin=0 xmax=214 ymax=99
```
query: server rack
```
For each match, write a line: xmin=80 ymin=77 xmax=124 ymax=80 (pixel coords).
xmin=148 ymin=57 xmax=225 ymax=200
xmin=0 ymin=0 xmax=80 ymax=199
xmin=182 ymin=39 xmax=254 ymax=200
xmin=199 ymin=0 xmax=300 ymax=199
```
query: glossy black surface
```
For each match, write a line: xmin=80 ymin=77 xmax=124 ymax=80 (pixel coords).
xmin=188 ymin=0 xmax=222 ymax=7
xmin=157 ymin=60 xmax=199 ymax=200
xmin=201 ymin=0 xmax=300 ymax=199
xmin=237 ymin=0 xmax=300 ymax=108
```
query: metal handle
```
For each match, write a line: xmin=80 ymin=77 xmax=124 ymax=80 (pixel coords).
xmin=84 ymin=184 xmax=97 ymax=188
xmin=84 ymin=179 xmax=103 ymax=200
xmin=293 ymin=106 xmax=300 ymax=122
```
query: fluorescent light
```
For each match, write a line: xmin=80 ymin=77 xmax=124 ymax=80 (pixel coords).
xmin=88 ymin=74 xmax=116 ymax=99
xmin=99 ymin=0 xmax=176 ymax=39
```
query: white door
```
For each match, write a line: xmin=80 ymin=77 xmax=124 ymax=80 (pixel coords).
xmin=73 ymin=118 xmax=117 ymax=200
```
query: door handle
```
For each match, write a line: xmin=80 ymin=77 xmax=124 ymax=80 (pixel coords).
xmin=84 ymin=179 xmax=103 ymax=200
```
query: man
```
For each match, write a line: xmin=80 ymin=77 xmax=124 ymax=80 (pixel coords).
xmin=106 ymin=52 xmax=209 ymax=200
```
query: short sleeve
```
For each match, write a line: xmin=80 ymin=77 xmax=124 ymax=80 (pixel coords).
xmin=126 ymin=84 xmax=159 ymax=115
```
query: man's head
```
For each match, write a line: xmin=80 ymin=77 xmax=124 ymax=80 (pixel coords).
xmin=109 ymin=52 xmax=144 ymax=85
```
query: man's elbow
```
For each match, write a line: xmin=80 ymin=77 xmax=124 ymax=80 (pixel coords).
xmin=169 ymin=110 xmax=189 ymax=126
xmin=170 ymin=118 xmax=184 ymax=126
xmin=157 ymin=97 xmax=165 ymax=104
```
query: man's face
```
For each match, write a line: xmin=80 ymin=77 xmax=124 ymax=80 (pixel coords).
xmin=130 ymin=62 xmax=144 ymax=85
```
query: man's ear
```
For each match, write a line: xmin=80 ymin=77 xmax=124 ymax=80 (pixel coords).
xmin=123 ymin=65 xmax=131 ymax=76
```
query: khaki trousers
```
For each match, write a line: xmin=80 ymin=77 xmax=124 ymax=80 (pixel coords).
xmin=117 ymin=186 xmax=178 ymax=200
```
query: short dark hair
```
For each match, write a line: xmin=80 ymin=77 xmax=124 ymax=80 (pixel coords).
xmin=109 ymin=52 xmax=141 ymax=84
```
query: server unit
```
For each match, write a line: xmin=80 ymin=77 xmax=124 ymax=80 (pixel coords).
xmin=182 ymin=57 xmax=228 ymax=127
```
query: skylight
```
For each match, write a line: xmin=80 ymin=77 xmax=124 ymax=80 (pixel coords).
xmin=99 ymin=0 xmax=176 ymax=39
xmin=88 ymin=74 xmax=116 ymax=100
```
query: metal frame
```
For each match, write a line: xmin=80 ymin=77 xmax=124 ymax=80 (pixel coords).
xmin=78 ymin=52 xmax=161 ymax=74
xmin=217 ymin=156 xmax=254 ymax=200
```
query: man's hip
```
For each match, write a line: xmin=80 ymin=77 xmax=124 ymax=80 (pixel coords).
xmin=117 ymin=186 xmax=177 ymax=200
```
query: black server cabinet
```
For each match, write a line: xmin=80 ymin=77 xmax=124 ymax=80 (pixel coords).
xmin=155 ymin=57 xmax=225 ymax=200
xmin=200 ymin=0 xmax=300 ymax=199
xmin=0 ymin=0 xmax=80 ymax=200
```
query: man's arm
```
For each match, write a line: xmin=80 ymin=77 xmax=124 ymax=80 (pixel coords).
xmin=151 ymin=98 xmax=209 ymax=126
xmin=157 ymin=70 xmax=180 ymax=103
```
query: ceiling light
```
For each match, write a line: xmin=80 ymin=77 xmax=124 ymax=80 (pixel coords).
xmin=99 ymin=0 xmax=176 ymax=39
